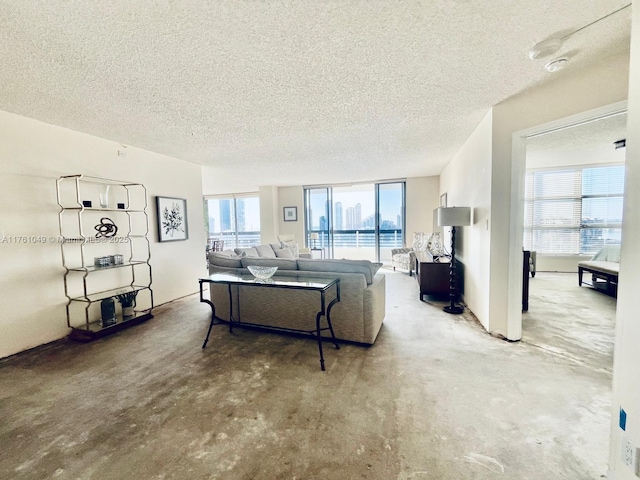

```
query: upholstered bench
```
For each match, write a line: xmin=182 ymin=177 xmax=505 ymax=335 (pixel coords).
xmin=578 ymin=245 xmax=620 ymax=297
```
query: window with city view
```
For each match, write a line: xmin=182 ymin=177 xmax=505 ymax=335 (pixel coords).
xmin=305 ymin=182 xmax=405 ymax=262
xmin=204 ymin=195 xmax=260 ymax=249
xmin=524 ymin=165 xmax=625 ymax=255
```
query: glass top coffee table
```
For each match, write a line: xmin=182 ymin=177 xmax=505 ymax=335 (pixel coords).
xmin=198 ymin=272 xmax=341 ymax=371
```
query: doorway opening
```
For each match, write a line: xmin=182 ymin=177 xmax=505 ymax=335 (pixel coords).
xmin=508 ymin=101 xmax=627 ymax=342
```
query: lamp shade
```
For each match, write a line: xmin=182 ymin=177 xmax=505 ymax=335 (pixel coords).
xmin=310 ymin=232 xmax=319 ymax=240
xmin=437 ymin=207 xmax=471 ymax=227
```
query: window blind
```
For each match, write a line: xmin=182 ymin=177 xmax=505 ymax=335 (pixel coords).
xmin=524 ymin=165 xmax=624 ymax=255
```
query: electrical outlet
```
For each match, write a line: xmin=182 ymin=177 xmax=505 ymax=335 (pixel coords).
xmin=621 ymin=435 xmax=638 ymax=472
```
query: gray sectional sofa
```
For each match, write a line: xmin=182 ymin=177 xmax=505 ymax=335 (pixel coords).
xmin=207 ymin=251 xmax=386 ymax=344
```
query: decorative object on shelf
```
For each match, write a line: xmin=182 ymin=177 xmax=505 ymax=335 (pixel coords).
xmin=82 ymin=200 xmax=92 ymax=208
xmin=116 ymin=291 xmax=138 ymax=319
xmin=437 ymin=206 xmax=471 ymax=315
xmin=94 ymin=256 xmax=111 ymax=267
xmin=94 ymin=217 xmax=118 ymax=238
xmin=117 ymin=202 xmax=126 ymax=209
xmin=283 ymin=206 xmax=297 ymax=222
xmin=94 ymin=254 xmax=124 ymax=267
xmin=99 ymin=185 xmax=110 ymax=208
xmin=426 ymin=232 xmax=449 ymax=260
xmin=100 ymin=297 xmax=117 ymax=327
xmin=310 ymin=232 xmax=319 ymax=248
xmin=247 ymin=265 xmax=278 ymax=279
xmin=156 ymin=196 xmax=188 ymax=242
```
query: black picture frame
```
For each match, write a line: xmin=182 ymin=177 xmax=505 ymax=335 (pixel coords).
xmin=156 ymin=196 xmax=189 ymax=242
xmin=283 ymin=206 xmax=297 ymax=222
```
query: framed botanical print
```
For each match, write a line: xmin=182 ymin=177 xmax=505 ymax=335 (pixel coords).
xmin=156 ymin=196 xmax=188 ymax=242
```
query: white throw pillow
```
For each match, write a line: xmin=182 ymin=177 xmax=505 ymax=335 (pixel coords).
xmin=280 ymin=240 xmax=299 ymax=258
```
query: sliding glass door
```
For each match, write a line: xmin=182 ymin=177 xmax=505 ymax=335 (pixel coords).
xmin=377 ymin=182 xmax=405 ymax=263
xmin=304 ymin=181 xmax=405 ymax=263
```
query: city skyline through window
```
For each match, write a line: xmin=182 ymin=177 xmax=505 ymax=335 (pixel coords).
xmin=204 ymin=195 xmax=260 ymax=248
xmin=305 ymin=182 xmax=405 ymax=262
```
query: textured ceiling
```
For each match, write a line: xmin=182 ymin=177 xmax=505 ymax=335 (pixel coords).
xmin=527 ymin=113 xmax=627 ymax=153
xmin=526 ymin=112 xmax=627 ymax=169
xmin=0 ymin=1 xmax=632 ymax=193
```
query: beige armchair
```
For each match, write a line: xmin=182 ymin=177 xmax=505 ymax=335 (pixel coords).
xmin=391 ymin=232 xmax=427 ymax=275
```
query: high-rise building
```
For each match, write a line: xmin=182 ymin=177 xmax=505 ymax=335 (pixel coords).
xmin=319 ymin=215 xmax=328 ymax=231
xmin=236 ymin=199 xmax=246 ymax=232
xmin=334 ymin=202 xmax=343 ymax=230
xmin=219 ymin=199 xmax=233 ymax=232
xmin=354 ymin=203 xmax=362 ymax=229
xmin=346 ymin=207 xmax=355 ymax=230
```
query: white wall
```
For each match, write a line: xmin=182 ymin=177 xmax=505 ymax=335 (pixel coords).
xmin=258 ymin=186 xmax=279 ymax=244
xmin=278 ymin=186 xmax=305 ymax=243
xmin=609 ymin=3 xmax=640 ymax=478
xmin=527 ymin=144 xmax=626 ymax=169
xmin=406 ymin=176 xmax=440 ymax=241
xmin=0 ymin=110 xmax=206 ymax=358
xmin=490 ymin=51 xmax=630 ymax=340
xmin=440 ymin=110 xmax=493 ymax=328
xmin=535 ymin=255 xmax=591 ymax=273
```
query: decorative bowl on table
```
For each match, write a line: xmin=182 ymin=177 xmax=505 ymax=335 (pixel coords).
xmin=247 ymin=266 xmax=278 ymax=279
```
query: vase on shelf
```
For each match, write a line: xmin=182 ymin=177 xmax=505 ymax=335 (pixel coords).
xmin=115 ymin=291 xmax=138 ymax=320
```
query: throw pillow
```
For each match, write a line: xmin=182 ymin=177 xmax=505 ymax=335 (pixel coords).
xmin=280 ymin=240 xmax=299 ymax=258
xmin=255 ymin=244 xmax=277 ymax=258
xmin=235 ymin=247 xmax=259 ymax=257
xmin=274 ymin=248 xmax=294 ymax=259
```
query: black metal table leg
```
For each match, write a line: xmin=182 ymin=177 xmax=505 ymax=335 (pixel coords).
xmin=316 ymin=309 xmax=326 ymax=371
xmin=200 ymin=280 xmax=217 ymax=349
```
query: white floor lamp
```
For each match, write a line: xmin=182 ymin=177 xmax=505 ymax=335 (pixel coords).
xmin=436 ymin=206 xmax=471 ymax=314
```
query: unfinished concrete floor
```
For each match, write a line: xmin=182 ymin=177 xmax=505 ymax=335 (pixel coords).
xmin=0 ymin=269 xmax=614 ymax=479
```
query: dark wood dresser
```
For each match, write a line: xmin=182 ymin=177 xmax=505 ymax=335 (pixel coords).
xmin=414 ymin=251 xmax=451 ymax=301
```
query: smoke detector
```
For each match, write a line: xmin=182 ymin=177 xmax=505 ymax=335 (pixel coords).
xmin=545 ymin=57 xmax=569 ymax=73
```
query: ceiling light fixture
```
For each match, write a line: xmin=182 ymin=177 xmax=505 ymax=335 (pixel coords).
xmin=614 ymin=139 xmax=626 ymax=149
xmin=545 ymin=57 xmax=569 ymax=73
xmin=528 ymin=3 xmax=631 ymax=63
xmin=529 ymin=38 xmax=563 ymax=60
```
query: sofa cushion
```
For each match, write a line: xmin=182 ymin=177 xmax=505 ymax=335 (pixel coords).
xmin=254 ymin=244 xmax=277 ymax=258
xmin=296 ymin=258 xmax=376 ymax=284
xmin=274 ymin=248 xmax=295 ymax=259
xmin=235 ymin=247 xmax=259 ymax=257
xmin=209 ymin=251 xmax=243 ymax=268
xmin=241 ymin=257 xmax=299 ymax=270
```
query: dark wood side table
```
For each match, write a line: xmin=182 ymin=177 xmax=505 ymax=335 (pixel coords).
xmin=415 ymin=251 xmax=451 ymax=301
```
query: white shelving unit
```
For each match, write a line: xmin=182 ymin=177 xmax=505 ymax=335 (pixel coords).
xmin=56 ymin=174 xmax=154 ymax=340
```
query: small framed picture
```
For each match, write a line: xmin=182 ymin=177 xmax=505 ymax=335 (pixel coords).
xmin=283 ymin=206 xmax=297 ymax=222
xmin=156 ymin=196 xmax=188 ymax=242
xmin=440 ymin=193 xmax=448 ymax=208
